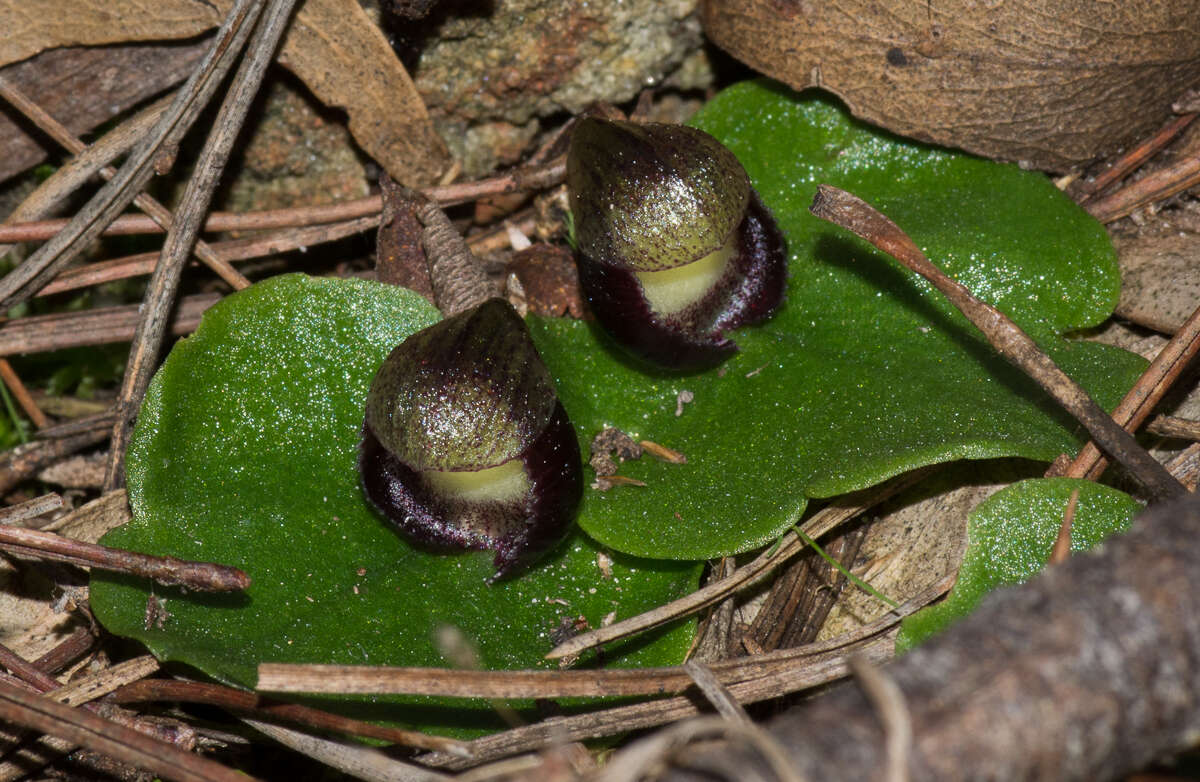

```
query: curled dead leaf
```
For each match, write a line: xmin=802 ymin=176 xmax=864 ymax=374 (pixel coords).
xmin=702 ymin=0 xmax=1200 ymax=170
xmin=507 ymin=244 xmax=586 ymax=318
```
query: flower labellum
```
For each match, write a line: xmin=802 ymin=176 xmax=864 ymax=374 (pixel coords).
xmin=567 ymin=117 xmax=787 ymax=369
xmin=359 ymin=298 xmax=582 ymax=581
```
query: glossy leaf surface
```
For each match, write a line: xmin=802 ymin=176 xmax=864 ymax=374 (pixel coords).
xmin=553 ymin=81 xmax=1145 ymax=558
xmin=90 ymin=275 xmax=700 ymax=734
xmin=895 ymin=478 xmax=1140 ymax=651
xmin=92 ymin=82 xmax=1148 ymax=725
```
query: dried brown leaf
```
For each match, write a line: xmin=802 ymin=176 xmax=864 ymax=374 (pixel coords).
xmin=376 ymin=174 xmax=434 ymax=300
xmin=278 ymin=0 xmax=449 ymax=185
xmin=0 ymin=0 xmax=217 ymax=66
xmin=0 ymin=0 xmax=447 ymax=186
xmin=703 ymin=0 xmax=1200 ymax=170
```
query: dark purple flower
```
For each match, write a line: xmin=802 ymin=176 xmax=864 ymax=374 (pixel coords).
xmin=359 ymin=299 xmax=581 ymax=581
xmin=568 ymin=118 xmax=787 ymax=369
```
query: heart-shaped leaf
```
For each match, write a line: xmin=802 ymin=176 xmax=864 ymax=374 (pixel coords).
xmin=90 ymin=275 xmax=701 ymax=735
xmin=896 ymin=478 xmax=1140 ymax=651
xmin=92 ymin=82 xmax=1146 ymax=731
xmin=551 ymin=81 xmax=1145 ymax=559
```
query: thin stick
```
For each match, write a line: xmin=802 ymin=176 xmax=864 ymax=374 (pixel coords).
xmin=105 ymin=0 xmax=299 ymax=492
xmin=0 ymin=679 xmax=253 ymax=782
xmin=0 ymin=94 xmax=172 ymax=262
xmin=417 ymin=576 xmax=952 ymax=770
xmin=421 ymin=637 xmax=892 ymax=771
xmin=1147 ymin=415 xmax=1200 ymax=441
xmin=1079 ymin=113 xmax=1198 ymax=202
xmin=110 ymin=679 xmax=465 ymax=754
xmin=0 ymin=524 xmax=249 ymax=591
xmin=1048 ymin=488 xmax=1081 ymax=565
xmin=244 ymin=718 xmax=448 ymax=782
xmin=35 ymin=412 xmax=116 ymax=441
xmin=684 ymin=660 xmax=752 ymax=725
xmin=0 ymin=79 xmax=249 ymax=292
xmin=0 ymin=158 xmax=565 ymax=244
xmin=259 ymin=663 xmax=701 ymax=697
xmin=849 ymin=655 xmax=912 ymax=782
xmin=31 ymin=626 xmax=96 ymax=675
xmin=0 ymin=359 xmax=48 ymax=429
xmin=1054 ymin=297 xmax=1200 ymax=482
xmin=1085 ymin=152 xmax=1200 ymax=223
xmin=261 ymin=573 xmax=954 ymax=702
xmin=0 ymin=0 xmax=267 ymax=309
xmin=0 ymin=293 xmax=220 ymax=357
xmin=38 ymin=209 xmax=521 ymax=299
xmin=0 ymin=432 xmax=109 ymax=496
xmin=0 ymin=640 xmax=58 ymax=692
xmin=546 ymin=468 xmax=930 ymax=661
xmin=0 ymin=493 xmax=63 ymax=525
xmin=46 ymin=656 xmax=160 ymax=708
xmin=0 ymin=654 xmax=181 ymax=777
xmin=40 ymin=215 xmax=379 ymax=298
xmin=809 ymin=184 xmax=1184 ymax=501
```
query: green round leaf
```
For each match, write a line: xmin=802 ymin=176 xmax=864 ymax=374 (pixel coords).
xmin=90 ymin=275 xmax=700 ymax=735
xmin=92 ymin=81 xmax=1151 ymax=726
xmin=543 ymin=81 xmax=1145 ymax=559
xmin=896 ymin=478 xmax=1141 ymax=651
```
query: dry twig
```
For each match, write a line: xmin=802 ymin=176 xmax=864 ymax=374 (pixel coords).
xmin=0 ymin=679 xmax=250 ymax=782
xmin=1078 ymin=112 xmax=1198 ymax=202
xmin=0 ymin=524 xmax=249 ymax=592
xmin=808 ymin=184 xmax=1184 ymax=501
xmin=683 ymin=660 xmax=751 ymax=725
xmin=0 ymin=358 xmax=48 ymax=428
xmin=244 ymin=719 xmax=446 ymax=782
xmin=0 ymin=293 xmax=220 ymax=357
xmin=0 ymin=159 xmax=565 ymax=244
xmin=1085 ymin=151 xmax=1200 ymax=223
xmin=0 ymin=77 xmax=249 ymax=291
xmin=547 ymin=469 xmax=929 ymax=661
xmin=1051 ymin=296 xmax=1200 ymax=483
xmin=104 ymin=0 xmax=300 ymax=491
xmin=0 ymin=94 xmax=172 ymax=262
xmin=0 ymin=0 xmax=268 ymax=309
xmin=110 ymin=679 xmax=464 ymax=753
xmin=0 ymin=431 xmax=109 ymax=495
xmin=40 ymin=216 xmax=379 ymax=298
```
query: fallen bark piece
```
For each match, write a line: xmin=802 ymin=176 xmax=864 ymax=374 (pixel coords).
xmin=662 ymin=492 xmax=1200 ymax=782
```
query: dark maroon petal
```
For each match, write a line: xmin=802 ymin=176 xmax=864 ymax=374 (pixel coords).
xmin=577 ymin=190 xmax=787 ymax=370
xmin=496 ymin=400 xmax=582 ymax=580
xmin=359 ymin=400 xmax=581 ymax=581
